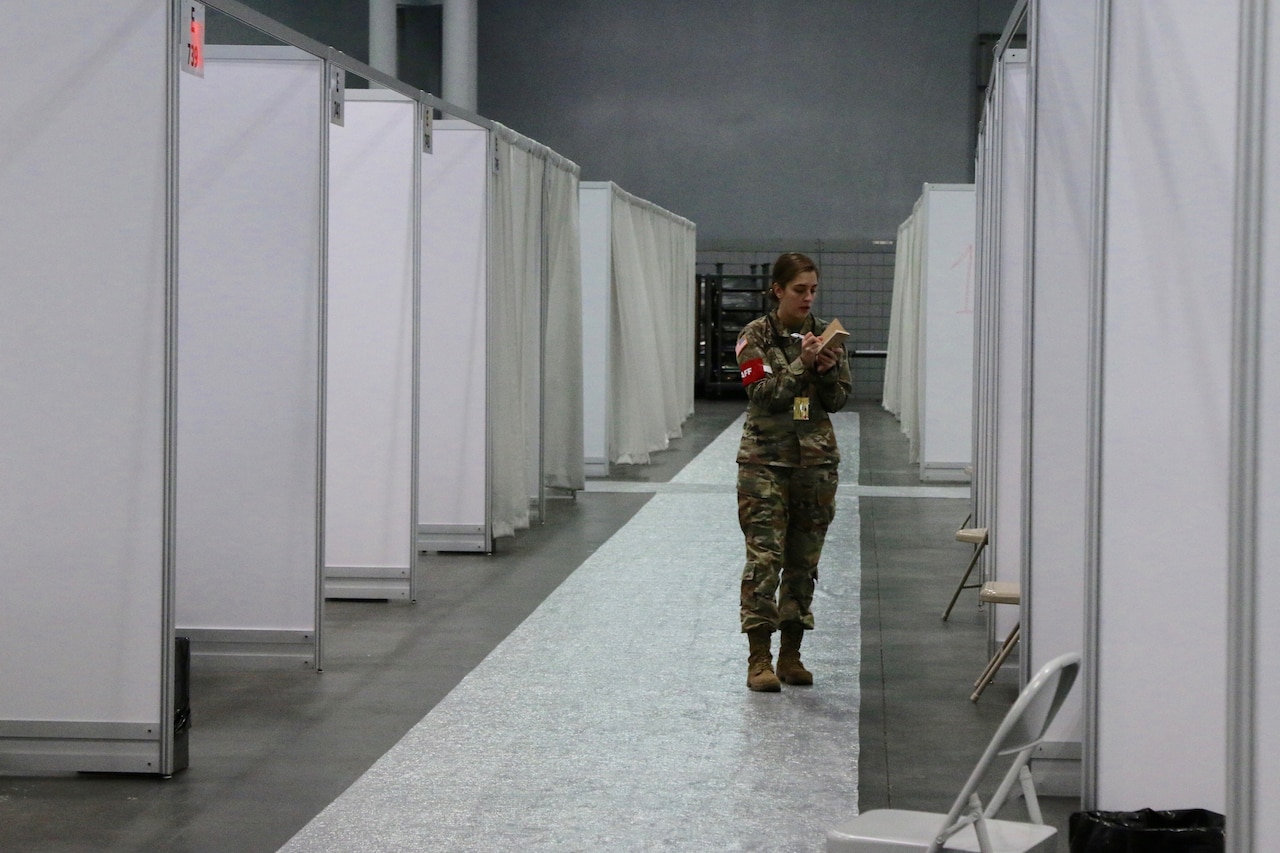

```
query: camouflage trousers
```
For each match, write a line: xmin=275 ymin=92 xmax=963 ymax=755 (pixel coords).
xmin=738 ymin=462 xmax=839 ymax=634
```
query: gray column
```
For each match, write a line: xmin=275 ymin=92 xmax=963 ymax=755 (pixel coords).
xmin=369 ymin=0 xmax=397 ymax=78
xmin=442 ymin=0 xmax=477 ymax=111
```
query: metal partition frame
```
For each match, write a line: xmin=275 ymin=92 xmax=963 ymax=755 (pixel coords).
xmin=1229 ymin=0 xmax=1270 ymax=845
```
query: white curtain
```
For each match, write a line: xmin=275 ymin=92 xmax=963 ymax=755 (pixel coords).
xmin=542 ymin=156 xmax=585 ymax=492
xmin=489 ymin=124 xmax=585 ymax=536
xmin=900 ymin=200 xmax=924 ymax=464
xmin=489 ymin=127 xmax=544 ymax=539
xmin=675 ymin=217 xmax=697 ymax=425
xmin=883 ymin=214 xmax=911 ymax=416
xmin=608 ymin=186 xmax=696 ymax=465
xmin=884 ymin=196 xmax=923 ymax=464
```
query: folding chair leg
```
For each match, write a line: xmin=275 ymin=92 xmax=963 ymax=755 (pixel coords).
xmin=971 ymin=623 xmax=1020 ymax=702
xmin=942 ymin=545 xmax=984 ymax=621
xmin=973 ymin=622 xmax=1019 ymax=689
xmin=1019 ymin=764 xmax=1043 ymax=824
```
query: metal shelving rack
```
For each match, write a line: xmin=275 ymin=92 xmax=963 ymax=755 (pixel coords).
xmin=697 ymin=264 xmax=770 ymax=397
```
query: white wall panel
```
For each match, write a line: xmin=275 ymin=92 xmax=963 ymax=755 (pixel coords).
xmin=177 ymin=50 xmax=324 ymax=665
xmin=1094 ymin=1 xmax=1235 ymax=811
xmin=918 ymin=184 xmax=976 ymax=481
xmin=419 ymin=120 xmax=489 ymax=551
xmin=325 ymin=93 xmax=417 ymax=599
xmin=0 ymin=1 xmax=170 ymax=765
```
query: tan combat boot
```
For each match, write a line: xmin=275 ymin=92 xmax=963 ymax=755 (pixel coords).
xmin=775 ymin=624 xmax=813 ymax=686
xmin=746 ymin=628 xmax=781 ymax=692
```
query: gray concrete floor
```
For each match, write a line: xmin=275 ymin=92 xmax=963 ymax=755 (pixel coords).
xmin=854 ymin=401 xmax=1077 ymax=852
xmin=0 ymin=398 xmax=1078 ymax=852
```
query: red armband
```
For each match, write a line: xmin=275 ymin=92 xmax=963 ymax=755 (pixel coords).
xmin=740 ymin=357 xmax=766 ymax=386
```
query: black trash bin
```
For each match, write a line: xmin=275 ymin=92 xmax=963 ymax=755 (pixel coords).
xmin=172 ymin=636 xmax=191 ymax=773
xmin=1069 ymin=808 xmax=1224 ymax=853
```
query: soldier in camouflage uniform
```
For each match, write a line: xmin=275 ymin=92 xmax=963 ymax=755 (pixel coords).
xmin=736 ymin=252 xmax=851 ymax=692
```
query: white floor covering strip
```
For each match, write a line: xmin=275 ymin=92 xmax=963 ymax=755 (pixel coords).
xmin=280 ymin=416 xmax=862 ymax=852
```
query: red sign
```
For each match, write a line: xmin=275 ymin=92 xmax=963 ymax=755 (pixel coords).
xmin=181 ymin=2 xmax=205 ymax=78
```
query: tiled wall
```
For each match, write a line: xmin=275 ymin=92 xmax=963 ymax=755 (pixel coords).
xmin=697 ymin=243 xmax=896 ymax=401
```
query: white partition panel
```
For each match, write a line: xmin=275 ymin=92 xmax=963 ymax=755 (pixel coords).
xmin=992 ymin=51 xmax=1028 ymax=646
xmin=0 ymin=0 xmax=176 ymax=774
xmin=177 ymin=48 xmax=324 ymax=668
xmin=325 ymin=92 xmax=418 ymax=600
xmin=580 ymin=182 xmax=613 ymax=477
xmin=918 ymin=184 xmax=976 ymax=482
xmin=1024 ymin=0 xmax=1097 ymax=794
xmin=1090 ymin=2 xmax=1236 ymax=810
xmin=419 ymin=120 xmax=490 ymax=552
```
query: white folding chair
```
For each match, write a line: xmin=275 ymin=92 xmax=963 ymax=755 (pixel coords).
xmin=827 ymin=652 xmax=1081 ymax=853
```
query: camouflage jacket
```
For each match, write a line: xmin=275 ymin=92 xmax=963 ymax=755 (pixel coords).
xmin=735 ymin=310 xmax=852 ymax=467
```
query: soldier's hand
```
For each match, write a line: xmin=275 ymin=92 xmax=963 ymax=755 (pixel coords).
xmin=815 ymin=347 xmax=838 ymax=374
xmin=800 ymin=333 xmax=822 ymax=368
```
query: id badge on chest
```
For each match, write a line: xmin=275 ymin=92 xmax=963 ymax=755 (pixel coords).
xmin=793 ymin=396 xmax=810 ymax=421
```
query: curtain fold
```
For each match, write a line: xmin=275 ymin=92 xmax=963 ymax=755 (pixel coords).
xmin=610 ymin=196 xmax=664 ymax=463
xmin=883 ymin=215 xmax=910 ymax=416
xmin=488 ymin=124 xmax=584 ymax=538
xmin=884 ymin=196 xmax=923 ymax=462
xmin=489 ymin=130 xmax=541 ymax=538
xmin=542 ymin=159 xmax=584 ymax=491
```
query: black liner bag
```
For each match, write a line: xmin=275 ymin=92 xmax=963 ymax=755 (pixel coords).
xmin=1069 ymin=808 xmax=1224 ymax=853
